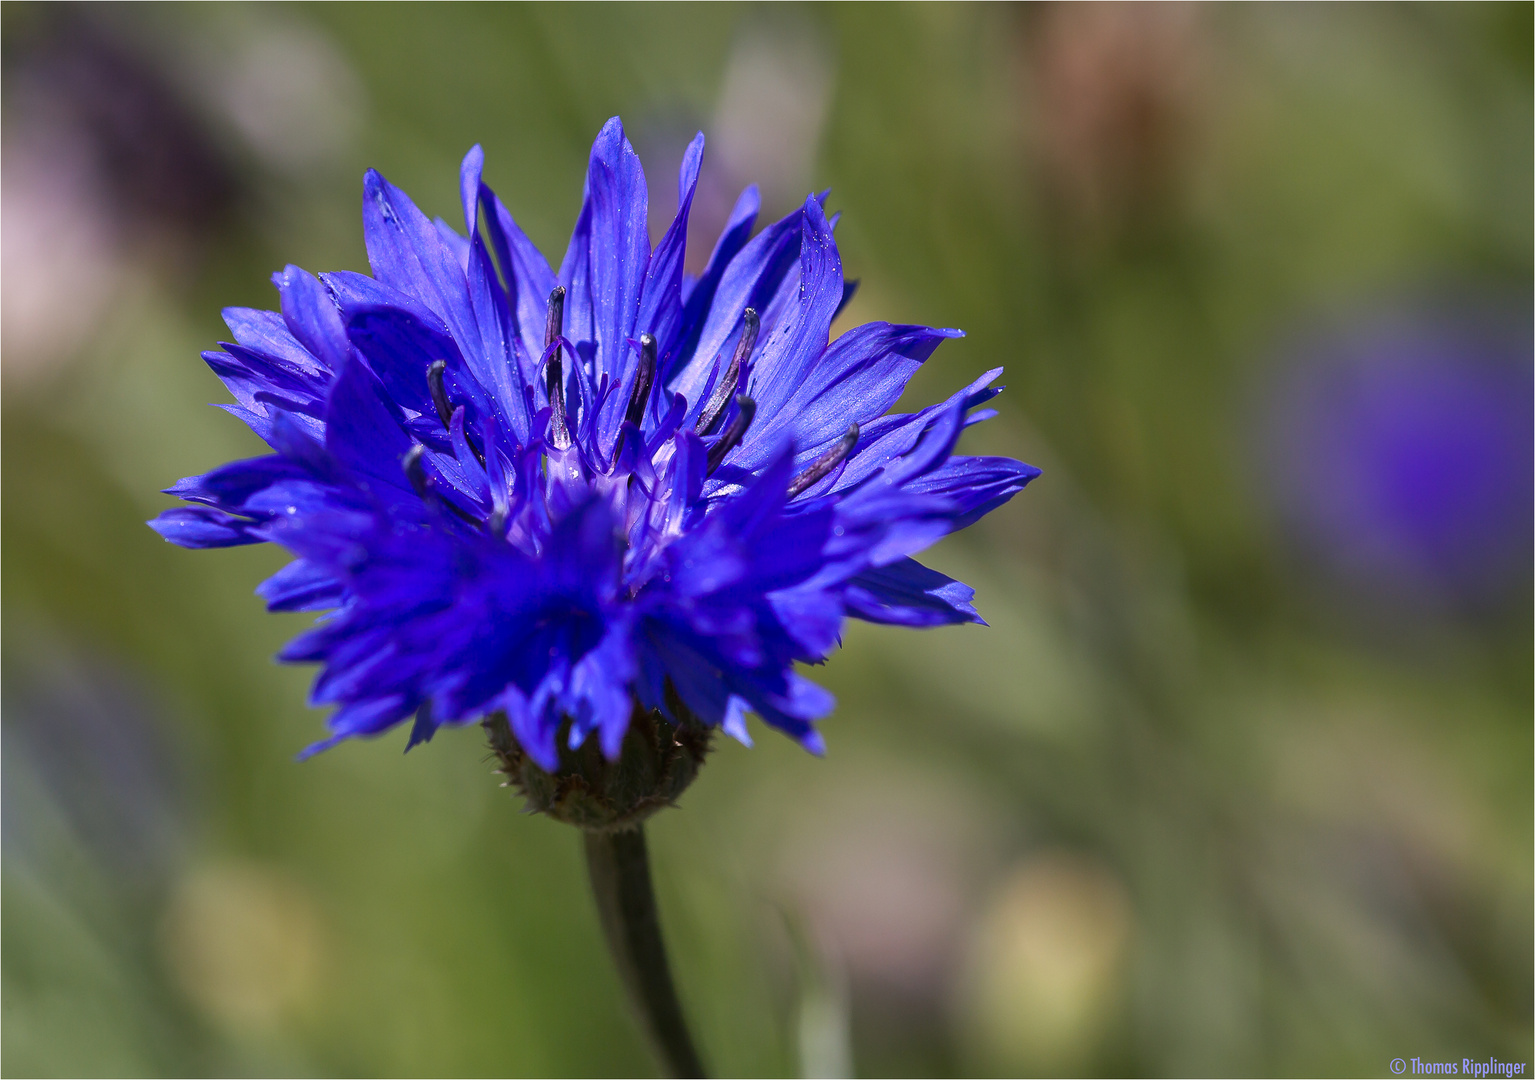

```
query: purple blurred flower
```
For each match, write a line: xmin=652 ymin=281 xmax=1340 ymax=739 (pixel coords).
xmin=150 ymin=118 xmax=1038 ymax=767
xmin=1261 ymin=304 xmax=1532 ymax=605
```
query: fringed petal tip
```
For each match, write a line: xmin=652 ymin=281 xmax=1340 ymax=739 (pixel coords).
xmin=294 ymin=734 xmax=344 ymax=761
xmin=148 ymin=507 xmax=263 ymax=549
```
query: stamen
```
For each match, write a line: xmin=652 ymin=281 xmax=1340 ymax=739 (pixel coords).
xmin=429 ymin=363 xmax=485 ymax=469
xmin=696 ymin=308 xmax=758 ymax=435
xmin=402 ymin=444 xmax=486 ymax=528
xmin=545 ymin=286 xmax=570 ymax=450
xmin=545 ymin=285 xmax=565 ymax=349
xmin=706 ymin=395 xmax=756 ymax=474
xmin=546 ymin=356 xmax=571 ymax=450
xmin=786 ymin=423 xmax=859 ymax=498
xmin=402 ymin=444 xmax=432 ymax=500
xmin=626 ymin=333 xmax=657 ymax=428
xmin=426 ymin=360 xmax=453 ymax=428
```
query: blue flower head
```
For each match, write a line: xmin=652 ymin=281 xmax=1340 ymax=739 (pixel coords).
xmin=151 ymin=118 xmax=1039 ymax=805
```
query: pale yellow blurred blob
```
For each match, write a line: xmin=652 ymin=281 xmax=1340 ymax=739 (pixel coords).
xmin=957 ymin=851 xmax=1134 ymax=1075
xmin=160 ymin=861 xmax=326 ymax=1034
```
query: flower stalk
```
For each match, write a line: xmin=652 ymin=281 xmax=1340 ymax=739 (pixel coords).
xmin=584 ymin=826 xmax=706 ymax=1079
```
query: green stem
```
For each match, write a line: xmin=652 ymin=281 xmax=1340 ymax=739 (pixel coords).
xmin=583 ymin=826 xmax=707 ymax=1078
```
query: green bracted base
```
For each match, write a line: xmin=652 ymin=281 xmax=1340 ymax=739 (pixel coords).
xmin=482 ymin=698 xmax=711 ymax=832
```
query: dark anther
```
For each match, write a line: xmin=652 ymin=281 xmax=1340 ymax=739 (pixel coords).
xmin=428 ymin=368 xmax=485 ymax=467
xmin=547 ymin=353 xmax=570 ymax=450
xmin=786 ymin=423 xmax=859 ymax=498
xmin=402 ymin=444 xmax=432 ymax=500
xmin=706 ymin=395 xmax=756 ymax=474
xmin=545 ymin=285 xmax=566 ymax=349
xmin=545 ymin=286 xmax=571 ymax=449
xmin=427 ymin=361 xmax=453 ymax=428
xmin=696 ymin=308 xmax=758 ymax=435
xmin=626 ymin=334 xmax=657 ymax=428
xmin=403 ymin=443 xmax=487 ymax=528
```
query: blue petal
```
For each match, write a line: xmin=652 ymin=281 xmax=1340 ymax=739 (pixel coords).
xmin=361 ymin=168 xmax=480 ymax=369
xmin=605 ymin=131 xmax=702 ymax=438
xmin=767 ymin=587 xmax=844 ymax=655
xmin=560 ymin=117 xmax=650 ymax=399
xmin=834 ymin=278 xmax=859 ymax=321
xmin=405 ymin=703 xmax=440 ymax=750
xmin=257 ymin=558 xmax=345 ymax=612
xmin=895 ymin=455 xmax=1043 ymax=531
xmin=149 ymin=506 xmax=264 ymax=548
xmin=833 ymin=368 xmax=1004 ymax=493
xmin=467 ymin=230 xmax=534 ymax=444
xmin=668 ymin=199 xmax=807 ymax=409
xmin=276 ymin=265 xmax=350 ymax=371
xmin=720 ymin=695 xmax=753 ymax=746
xmin=566 ymin=620 xmax=638 ymax=759
xmin=741 ymin=197 xmax=844 ymax=428
xmin=323 ymin=359 xmax=415 ymax=495
xmin=324 ymin=269 xmax=445 ymax=331
xmin=480 ymin=177 xmax=559 ymax=387
xmin=433 ymin=218 xmax=472 ymax=273
xmin=203 ymin=348 xmax=326 ymax=426
xmin=221 ymin=307 xmax=322 ymax=374
xmin=298 ymin=696 xmax=412 ymax=759
xmin=165 ymin=454 xmax=309 ymax=510
xmin=671 ymin=183 xmax=760 ymax=374
xmin=458 ymin=145 xmax=485 ymax=238
xmin=744 ymin=322 xmax=962 ymax=477
xmin=843 ymin=558 xmax=983 ymax=627
xmin=501 ymin=686 xmax=558 ymax=771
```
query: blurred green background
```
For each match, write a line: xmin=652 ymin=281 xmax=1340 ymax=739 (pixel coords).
xmin=3 ymin=3 xmax=1530 ymax=1076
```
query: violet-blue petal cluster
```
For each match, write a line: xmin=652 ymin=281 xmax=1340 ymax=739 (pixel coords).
xmin=1260 ymin=305 xmax=1532 ymax=603
xmin=151 ymin=119 xmax=1040 ymax=767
